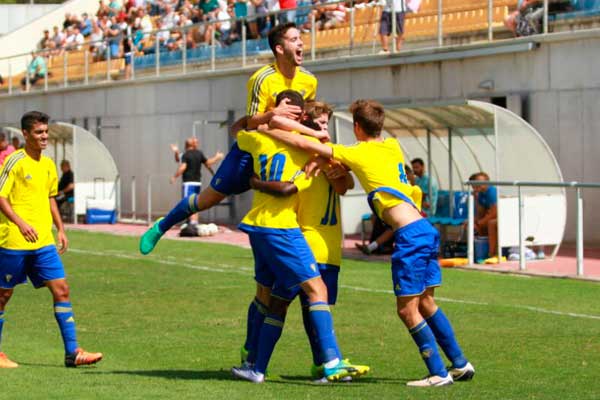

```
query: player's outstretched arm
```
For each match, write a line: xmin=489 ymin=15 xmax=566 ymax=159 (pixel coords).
xmin=49 ymin=197 xmax=68 ymax=254
xmin=249 ymin=175 xmax=298 ymax=197
xmin=259 ymin=127 xmax=333 ymax=159
xmin=269 ymin=116 xmax=330 ymax=142
xmin=0 ymin=196 xmax=38 ymax=243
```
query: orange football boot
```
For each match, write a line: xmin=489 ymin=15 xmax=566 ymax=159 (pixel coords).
xmin=64 ymin=348 xmax=103 ymax=367
xmin=0 ymin=352 xmax=18 ymax=368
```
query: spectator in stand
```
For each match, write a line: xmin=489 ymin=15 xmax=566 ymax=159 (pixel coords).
xmin=38 ymin=29 xmax=54 ymax=51
xmin=108 ymin=0 xmax=122 ymax=17
xmin=278 ymin=0 xmax=297 ymax=24
xmin=52 ymin=25 xmax=66 ymax=51
xmin=11 ymin=137 xmax=22 ymax=150
xmin=199 ymin=0 xmax=220 ymax=18
xmin=97 ymin=0 xmax=111 ymax=18
xmin=411 ymin=157 xmax=438 ymax=217
xmin=0 ymin=132 xmax=16 ymax=168
xmin=216 ymin=3 xmax=234 ymax=43
xmin=90 ymin=21 xmax=106 ymax=60
xmin=21 ymin=52 xmax=47 ymax=90
xmin=80 ymin=13 xmax=93 ymax=36
xmin=379 ymin=0 xmax=407 ymax=54
xmin=105 ymin=16 xmax=123 ymax=58
xmin=315 ymin=0 xmax=347 ymax=30
xmin=471 ymin=171 xmax=498 ymax=258
xmin=65 ymin=26 xmax=85 ymax=50
xmin=63 ymin=12 xmax=74 ymax=30
xmin=246 ymin=0 xmax=268 ymax=38
xmin=162 ymin=3 xmax=180 ymax=29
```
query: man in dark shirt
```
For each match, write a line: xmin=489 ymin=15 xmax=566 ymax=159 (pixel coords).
xmin=171 ymin=137 xmax=223 ymax=230
xmin=57 ymin=160 xmax=75 ymax=220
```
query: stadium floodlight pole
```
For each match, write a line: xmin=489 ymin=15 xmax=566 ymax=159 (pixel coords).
xmin=84 ymin=49 xmax=89 ymax=85
xmin=543 ymin=0 xmax=549 ymax=34
xmin=155 ymin=33 xmax=160 ymax=77
xmin=518 ymin=185 xmax=526 ymax=271
xmin=211 ymin=25 xmax=216 ymax=71
xmin=437 ymin=0 xmax=443 ymax=47
xmin=487 ymin=0 xmax=493 ymax=41
xmin=576 ymin=187 xmax=584 ymax=276
xmin=242 ymin=22 xmax=247 ymax=67
xmin=63 ymin=51 xmax=68 ymax=87
xmin=310 ymin=13 xmax=316 ymax=61
xmin=467 ymin=186 xmax=475 ymax=265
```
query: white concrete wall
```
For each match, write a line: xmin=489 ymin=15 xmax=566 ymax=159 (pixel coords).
xmin=1 ymin=32 xmax=599 ymax=241
xmin=0 ymin=4 xmax=61 ymax=36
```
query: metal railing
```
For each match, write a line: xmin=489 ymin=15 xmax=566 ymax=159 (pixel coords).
xmin=1 ymin=0 xmax=590 ymax=94
xmin=465 ymin=180 xmax=600 ymax=277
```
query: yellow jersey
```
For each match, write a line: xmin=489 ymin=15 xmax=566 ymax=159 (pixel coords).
xmin=246 ymin=63 xmax=318 ymax=116
xmin=237 ymin=130 xmax=312 ymax=231
xmin=298 ymin=174 xmax=342 ymax=267
xmin=331 ymin=138 xmax=418 ymax=219
xmin=0 ymin=150 xmax=58 ymax=250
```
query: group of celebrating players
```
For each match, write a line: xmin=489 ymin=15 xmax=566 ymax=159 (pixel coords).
xmin=140 ymin=22 xmax=475 ymax=386
xmin=0 ymin=20 xmax=474 ymax=387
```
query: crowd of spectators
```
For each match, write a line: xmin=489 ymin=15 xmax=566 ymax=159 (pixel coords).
xmin=33 ymin=0 xmax=392 ymax=65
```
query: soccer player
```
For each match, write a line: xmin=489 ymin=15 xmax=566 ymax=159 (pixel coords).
xmin=0 ymin=111 xmax=102 ymax=368
xmin=139 ymin=22 xmax=322 ymax=255
xmin=258 ymin=99 xmax=475 ymax=387
xmin=231 ymin=91 xmax=369 ymax=383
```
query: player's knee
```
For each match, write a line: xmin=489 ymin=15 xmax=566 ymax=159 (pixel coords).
xmin=255 ymin=284 xmax=271 ymax=305
xmin=418 ymin=298 xmax=437 ymax=318
xmin=268 ymin=297 xmax=290 ymax=318
xmin=49 ymin=281 xmax=70 ymax=301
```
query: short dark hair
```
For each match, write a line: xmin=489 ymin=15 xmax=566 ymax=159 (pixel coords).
xmin=474 ymin=171 xmax=490 ymax=180
xmin=411 ymin=158 xmax=424 ymax=166
xmin=349 ymin=99 xmax=385 ymax=137
xmin=268 ymin=22 xmax=297 ymax=56
xmin=21 ymin=111 xmax=49 ymax=132
xmin=61 ymin=160 xmax=71 ymax=167
xmin=275 ymin=90 xmax=304 ymax=109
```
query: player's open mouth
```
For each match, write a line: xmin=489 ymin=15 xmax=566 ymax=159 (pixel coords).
xmin=296 ymin=49 xmax=303 ymax=61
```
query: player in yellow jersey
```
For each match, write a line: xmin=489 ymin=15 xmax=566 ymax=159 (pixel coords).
xmin=259 ymin=99 xmax=474 ymax=387
xmin=231 ymin=91 xmax=368 ymax=383
xmin=0 ymin=111 xmax=102 ymax=369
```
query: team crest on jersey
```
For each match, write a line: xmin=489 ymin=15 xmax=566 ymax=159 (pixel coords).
xmin=310 ymin=263 xmax=317 ymax=272
xmin=5 ymin=274 xmax=12 ymax=283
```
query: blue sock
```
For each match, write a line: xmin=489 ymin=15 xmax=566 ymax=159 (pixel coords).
xmin=426 ymin=308 xmax=468 ymax=368
xmin=246 ymin=298 xmax=268 ymax=364
xmin=308 ymin=302 xmax=341 ymax=364
xmin=243 ymin=301 xmax=258 ymax=351
xmin=301 ymin=305 xmax=321 ymax=365
xmin=409 ymin=320 xmax=447 ymax=377
xmin=0 ymin=311 xmax=4 ymax=350
xmin=54 ymin=302 xmax=78 ymax=355
xmin=158 ymin=194 xmax=199 ymax=233
xmin=254 ymin=313 xmax=285 ymax=374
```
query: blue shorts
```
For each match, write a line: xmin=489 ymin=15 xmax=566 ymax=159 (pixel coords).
xmin=182 ymin=181 xmax=202 ymax=198
xmin=391 ymin=219 xmax=442 ymax=297
xmin=0 ymin=245 xmax=65 ymax=289
xmin=246 ymin=228 xmax=318 ymax=299
xmin=209 ymin=142 xmax=253 ymax=196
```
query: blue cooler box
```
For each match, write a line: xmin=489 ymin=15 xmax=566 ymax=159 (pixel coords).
xmin=86 ymin=199 xmax=117 ymax=224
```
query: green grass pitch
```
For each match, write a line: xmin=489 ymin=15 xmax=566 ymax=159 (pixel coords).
xmin=1 ymin=230 xmax=598 ymax=399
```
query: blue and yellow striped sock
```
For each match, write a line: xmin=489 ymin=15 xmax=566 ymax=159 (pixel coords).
xmin=0 ymin=311 xmax=4 ymax=350
xmin=54 ymin=302 xmax=78 ymax=355
xmin=246 ymin=298 xmax=268 ymax=364
xmin=254 ymin=313 xmax=285 ymax=374
xmin=308 ymin=301 xmax=341 ymax=364
xmin=409 ymin=320 xmax=448 ymax=377
xmin=158 ymin=194 xmax=199 ymax=233
xmin=426 ymin=308 xmax=467 ymax=368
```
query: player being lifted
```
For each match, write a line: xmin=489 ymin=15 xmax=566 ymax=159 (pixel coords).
xmin=231 ymin=90 xmax=369 ymax=383
xmin=0 ymin=111 xmax=102 ymax=368
xmin=258 ymin=99 xmax=475 ymax=387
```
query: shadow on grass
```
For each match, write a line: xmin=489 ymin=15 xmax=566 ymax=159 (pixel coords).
xmin=85 ymin=369 xmax=233 ymax=380
xmin=276 ymin=375 xmax=409 ymax=385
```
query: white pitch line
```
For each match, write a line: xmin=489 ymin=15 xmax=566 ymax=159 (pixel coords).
xmin=70 ymin=248 xmax=600 ymax=321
